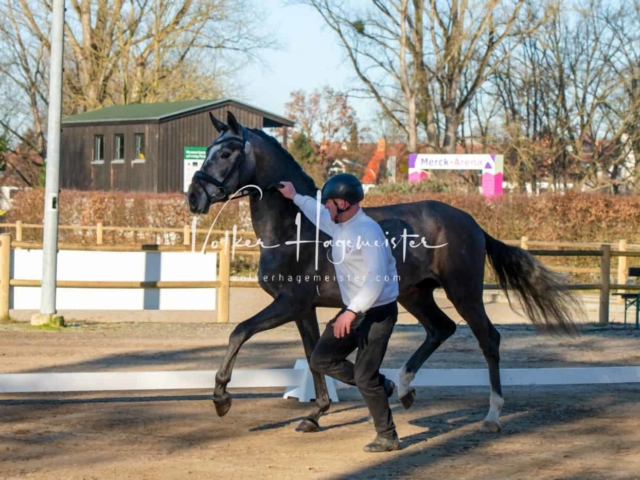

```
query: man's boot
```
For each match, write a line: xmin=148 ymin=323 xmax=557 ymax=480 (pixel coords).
xmin=363 ymin=431 xmax=399 ymax=453
xmin=366 ymin=378 xmax=395 ymax=424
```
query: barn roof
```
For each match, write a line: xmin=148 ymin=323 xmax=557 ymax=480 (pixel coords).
xmin=62 ymin=99 xmax=294 ymax=128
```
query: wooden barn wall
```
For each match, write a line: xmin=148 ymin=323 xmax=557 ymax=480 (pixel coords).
xmin=157 ymin=106 xmax=263 ymax=192
xmin=61 ymin=126 xmax=90 ymax=189
xmin=60 ymin=123 xmax=158 ymax=192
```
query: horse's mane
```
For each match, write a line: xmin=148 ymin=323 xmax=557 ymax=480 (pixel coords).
xmin=248 ymin=128 xmax=318 ymax=194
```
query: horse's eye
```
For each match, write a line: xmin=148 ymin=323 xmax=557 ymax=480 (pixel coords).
xmin=221 ymin=151 xmax=231 ymax=159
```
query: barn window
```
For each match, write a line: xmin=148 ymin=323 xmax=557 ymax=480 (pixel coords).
xmin=93 ymin=135 xmax=104 ymax=162
xmin=134 ymin=133 xmax=145 ymax=161
xmin=114 ymin=134 xmax=124 ymax=161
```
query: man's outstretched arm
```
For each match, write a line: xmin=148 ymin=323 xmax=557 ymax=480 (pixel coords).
xmin=277 ymin=181 xmax=337 ymax=236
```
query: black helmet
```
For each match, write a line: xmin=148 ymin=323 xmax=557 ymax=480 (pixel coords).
xmin=321 ymin=173 xmax=364 ymax=205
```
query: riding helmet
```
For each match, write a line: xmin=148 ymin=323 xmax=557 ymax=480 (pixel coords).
xmin=321 ymin=173 xmax=365 ymax=205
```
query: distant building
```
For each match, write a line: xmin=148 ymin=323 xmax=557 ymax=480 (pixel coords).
xmin=60 ymin=99 xmax=294 ymax=192
xmin=326 ymin=159 xmax=346 ymax=178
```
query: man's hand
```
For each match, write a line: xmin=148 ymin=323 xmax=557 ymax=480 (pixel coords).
xmin=333 ymin=309 xmax=357 ymax=338
xmin=277 ymin=181 xmax=296 ymax=200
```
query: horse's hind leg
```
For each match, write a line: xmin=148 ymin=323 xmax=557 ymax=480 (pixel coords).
xmin=397 ymin=285 xmax=457 ymax=409
xmin=294 ymin=308 xmax=331 ymax=433
xmin=449 ymin=293 xmax=503 ymax=433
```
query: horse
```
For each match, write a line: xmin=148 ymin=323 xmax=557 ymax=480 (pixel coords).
xmin=187 ymin=110 xmax=582 ymax=434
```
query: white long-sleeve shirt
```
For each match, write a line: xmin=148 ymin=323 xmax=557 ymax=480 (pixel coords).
xmin=293 ymin=193 xmax=399 ymax=313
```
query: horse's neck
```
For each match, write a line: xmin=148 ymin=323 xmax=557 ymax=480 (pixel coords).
xmin=248 ymin=151 xmax=318 ymax=247
xmin=248 ymin=193 xmax=294 ymax=247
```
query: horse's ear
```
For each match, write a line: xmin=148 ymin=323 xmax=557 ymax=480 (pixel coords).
xmin=209 ymin=112 xmax=227 ymax=133
xmin=227 ymin=111 xmax=241 ymax=134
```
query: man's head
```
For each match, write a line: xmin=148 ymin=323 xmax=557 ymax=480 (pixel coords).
xmin=321 ymin=173 xmax=364 ymax=223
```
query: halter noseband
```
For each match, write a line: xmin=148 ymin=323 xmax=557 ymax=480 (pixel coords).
xmin=193 ymin=128 xmax=258 ymax=203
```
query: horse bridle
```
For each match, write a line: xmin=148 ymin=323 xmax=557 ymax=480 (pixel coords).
xmin=193 ymin=128 xmax=259 ymax=203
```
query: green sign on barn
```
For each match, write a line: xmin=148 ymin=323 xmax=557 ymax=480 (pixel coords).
xmin=183 ymin=146 xmax=207 ymax=192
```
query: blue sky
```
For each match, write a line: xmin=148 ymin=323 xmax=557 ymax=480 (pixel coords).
xmin=243 ymin=1 xmax=375 ymax=124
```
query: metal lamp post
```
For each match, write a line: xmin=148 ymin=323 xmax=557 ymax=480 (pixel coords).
xmin=31 ymin=0 xmax=65 ymax=327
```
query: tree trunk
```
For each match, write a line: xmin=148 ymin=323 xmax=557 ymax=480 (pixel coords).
xmin=407 ymin=94 xmax=417 ymax=152
xmin=443 ymin=110 xmax=459 ymax=153
xmin=132 ymin=57 xmax=146 ymax=103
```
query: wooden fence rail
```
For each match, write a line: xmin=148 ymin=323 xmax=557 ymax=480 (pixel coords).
xmin=0 ymin=222 xmax=256 ymax=245
xmin=1 ymin=233 xmax=639 ymax=325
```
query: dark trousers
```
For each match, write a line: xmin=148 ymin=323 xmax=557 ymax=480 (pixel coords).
xmin=310 ymin=301 xmax=398 ymax=437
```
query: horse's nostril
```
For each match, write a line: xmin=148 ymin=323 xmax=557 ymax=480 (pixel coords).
xmin=189 ymin=192 xmax=198 ymax=205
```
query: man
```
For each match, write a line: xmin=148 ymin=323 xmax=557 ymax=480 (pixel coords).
xmin=277 ymin=174 xmax=400 ymax=453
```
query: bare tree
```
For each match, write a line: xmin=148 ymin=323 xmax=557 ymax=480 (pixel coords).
xmin=492 ymin=0 xmax=640 ymax=193
xmin=0 ymin=1 xmax=51 ymax=156
xmin=0 ymin=0 xmax=272 ymax=158
xmin=302 ymin=0 xmax=552 ymax=153
xmin=284 ymin=86 xmax=357 ymax=163
xmin=299 ymin=0 xmax=424 ymax=151
xmin=600 ymin=0 xmax=640 ymax=192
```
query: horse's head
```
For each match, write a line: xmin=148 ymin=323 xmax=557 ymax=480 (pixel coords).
xmin=187 ymin=111 xmax=257 ymax=214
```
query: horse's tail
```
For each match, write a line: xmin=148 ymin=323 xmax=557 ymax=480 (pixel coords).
xmin=484 ymin=231 xmax=583 ymax=334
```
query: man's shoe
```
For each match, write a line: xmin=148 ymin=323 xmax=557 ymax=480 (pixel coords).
xmin=363 ymin=432 xmax=399 ymax=453
xmin=367 ymin=379 xmax=395 ymax=424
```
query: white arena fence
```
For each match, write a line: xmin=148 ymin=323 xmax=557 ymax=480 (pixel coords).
xmin=10 ymin=248 xmax=218 ymax=311
xmin=2 ymin=360 xmax=640 ymax=403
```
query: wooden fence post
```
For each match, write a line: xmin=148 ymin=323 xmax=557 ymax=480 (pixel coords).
xmin=96 ymin=222 xmax=103 ymax=245
xmin=599 ymin=244 xmax=611 ymax=325
xmin=15 ymin=221 xmax=22 ymax=242
xmin=0 ymin=233 xmax=11 ymax=320
xmin=183 ymin=224 xmax=190 ymax=246
xmin=217 ymin=233 xmax=230 ymax=324
xmin=520 ymin=236 xmax=529 ymax=250
xmin=617 ymin=239 xmax=627 ymax=303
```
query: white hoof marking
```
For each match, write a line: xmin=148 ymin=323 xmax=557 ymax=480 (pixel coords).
xmin=484 ymin=391 xmax=504 ymax=426
xmin=398 ymin=366 xmax=415 ymax=399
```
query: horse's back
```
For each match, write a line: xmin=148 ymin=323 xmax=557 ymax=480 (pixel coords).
xmin=363 ymin=199 xmax=484 ymax=241
xmin=362 ymin=198 xmax=487 ymax=283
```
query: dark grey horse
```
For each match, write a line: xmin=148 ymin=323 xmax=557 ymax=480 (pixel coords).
xmin=187 ymin=111 xmax=581 ymax=434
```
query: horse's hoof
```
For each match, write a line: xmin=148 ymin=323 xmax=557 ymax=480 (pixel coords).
xmin=212 ymin=392 xmax=232 ymax=417
xmin=400 ymin=388 xmax=416 ymax=410
xmin=479 ymin=420 xmax=501 ymax=433
xmin=295 ymin=418 xmax=320 ymax=433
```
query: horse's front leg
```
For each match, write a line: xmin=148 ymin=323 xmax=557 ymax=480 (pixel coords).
xmin=294 ymin=308 xmax=331 ymax=433
xmin=213 ymin=292 xmax=302 ymax=416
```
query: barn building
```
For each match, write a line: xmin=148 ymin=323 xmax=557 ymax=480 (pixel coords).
xmin=60 ymin=99 xmax=294 ymax=192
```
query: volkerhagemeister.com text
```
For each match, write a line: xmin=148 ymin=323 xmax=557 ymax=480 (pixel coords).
xmin=261 ymin=274 xmax=402 ymax=283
